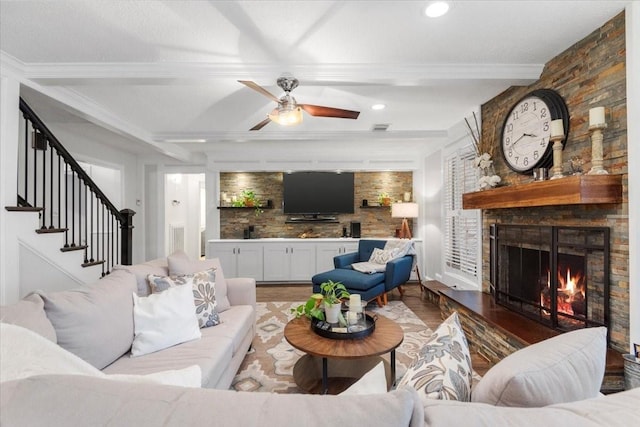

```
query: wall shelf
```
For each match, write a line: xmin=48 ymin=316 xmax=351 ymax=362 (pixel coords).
xmin=462 ymin=174 xmax=622 ymax=209
xmin=218 ymin=206 xmax=273 ymax=210
xmin=360 ymin=205 xmax=391 ymax=209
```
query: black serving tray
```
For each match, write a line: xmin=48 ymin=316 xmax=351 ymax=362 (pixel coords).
xmin=311 ymin=312 xmax=376 ymax=340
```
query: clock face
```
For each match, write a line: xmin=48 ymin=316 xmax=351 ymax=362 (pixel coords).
xmin=500 ymin=89 xmax=569 ymax=174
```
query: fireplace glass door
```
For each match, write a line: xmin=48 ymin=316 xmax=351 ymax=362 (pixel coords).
xmin=490 ymin=224 xmax=609 ymax=336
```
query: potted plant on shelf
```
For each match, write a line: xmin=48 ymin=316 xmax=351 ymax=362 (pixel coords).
xmin=232 ymin=189 xmax=263 ymax=215
xmin=378 ymin=192 xmax=391 ymax=206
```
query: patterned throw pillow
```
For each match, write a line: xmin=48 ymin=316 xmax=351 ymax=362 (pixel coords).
xmin=368 ymin=247 xmax=396 ymax=264
xmin=397 ymin=311 xmax=473 ymax=403
xmin=148 ymin=269 xmax=221 ymax=329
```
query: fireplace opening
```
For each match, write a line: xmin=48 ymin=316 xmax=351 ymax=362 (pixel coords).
xmin=490 ymin=225 xmax=609 ymax=339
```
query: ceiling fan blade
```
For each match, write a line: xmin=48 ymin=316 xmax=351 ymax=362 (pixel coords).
xmin=299 ymin=104 xmax=360 ymax=119
xmin=238 ymin=80 xmax=280 ymax=103
xmin=250 ymin=117 xmax=272 ymax=131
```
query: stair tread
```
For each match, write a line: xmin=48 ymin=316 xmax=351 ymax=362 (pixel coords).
xmin=60 ymin=245 xmax=88 ymax=252
xmin=82 ymin=260 xmax=105 ymax=267
xmin=35 ymin=228 xmax=67 ymax=234
xmin=5 ymin=206 xmax=43 ymax=212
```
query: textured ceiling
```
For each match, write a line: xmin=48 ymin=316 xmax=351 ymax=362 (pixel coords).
xmin=0 ymin=1 xmax=630 ymax=158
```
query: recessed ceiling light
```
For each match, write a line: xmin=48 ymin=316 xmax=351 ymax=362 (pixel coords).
xmin=371 ymin=104 xmax=386 ymax=110
xmin=425 ymin=1 xmax=449 ymax=18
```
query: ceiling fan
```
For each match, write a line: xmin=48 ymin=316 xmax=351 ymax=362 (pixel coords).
xmin=239 ymin=75 xmax=360 ymax=131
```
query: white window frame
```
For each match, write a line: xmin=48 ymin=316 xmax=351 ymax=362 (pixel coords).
xmin=441 ymin=138 xmax=482 ymax=290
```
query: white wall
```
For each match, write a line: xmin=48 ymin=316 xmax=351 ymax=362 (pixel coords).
xmin=422 ymin=149 xmax=443 ymax=281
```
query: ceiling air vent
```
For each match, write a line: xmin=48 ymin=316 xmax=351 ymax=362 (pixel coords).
xmin=372 ymin=123 xmax=390 ymax=131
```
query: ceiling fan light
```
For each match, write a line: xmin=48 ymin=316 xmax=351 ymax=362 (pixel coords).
xmin=425 ymin=1 xmax=449 ymax=18
xmin=268 ymin=107 xmax=303 ymax=126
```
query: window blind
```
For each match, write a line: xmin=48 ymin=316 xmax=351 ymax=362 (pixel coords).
xmin=444 ymin=145 xmax=480 ymax=279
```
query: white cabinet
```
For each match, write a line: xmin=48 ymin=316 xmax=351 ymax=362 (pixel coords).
xmin=263 ymin=243 xmax=316 ymax=281
xmin=208 ymin=241 xmax=263 ymax=281
xmin=315 ymin=241 xmax=359 ymax=273
xmin=207 ymin=238 xmax=421 ymax=283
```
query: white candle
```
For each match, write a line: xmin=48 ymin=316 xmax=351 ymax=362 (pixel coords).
xmin=589 ymin=107 xmax=606 ymax=127
xmin=349 ymin=294 xmax=361 ymax=312
xmin=550 ymin=119 xmax=564 ymax=138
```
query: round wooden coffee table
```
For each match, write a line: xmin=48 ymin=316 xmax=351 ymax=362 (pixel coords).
xmin=284 ymin=315 xmax=404 ymax=394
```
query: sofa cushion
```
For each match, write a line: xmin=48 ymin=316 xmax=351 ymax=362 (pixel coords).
xmin=132 ymin=284 xmax=202 ymax=357
xmin=201 ymin=305 xmax=255 ymax=355
xmin=0 ymin=322 xmax=201 ymax=388
xmin=398 ymin=311 xmax=473 ymax=403
xmin=0 ymin=375 xmax=424 ymax=427
xmin=0 ymin=293 xmax=57 ymax=342
xmin=102 ymin=323 xmax=235 ymax=388
xmin=38 ymin=270 xmax=137 ymax=369
xmin=167 ymin=251 xmax=231 ymax=312
xmin=148 ymin=269 xmax=221 ymax=329
xmin=113 ymin=258 xmax=169 ymax=296
xmin=421 ymin=388 xmax=640 ymax=427
xmin=472 ymin=326 xmax=607 ymax=407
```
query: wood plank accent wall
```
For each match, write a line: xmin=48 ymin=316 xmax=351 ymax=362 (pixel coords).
xmin=479 ymin=12 xmax=629 ymax=353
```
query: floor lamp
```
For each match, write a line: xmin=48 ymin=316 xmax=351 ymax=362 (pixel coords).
xmin=391 ymin=202 xmax=422 ymax=285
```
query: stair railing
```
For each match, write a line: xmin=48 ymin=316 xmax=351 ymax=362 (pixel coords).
xmin=14 ymin=98 xmax=134 ymax=276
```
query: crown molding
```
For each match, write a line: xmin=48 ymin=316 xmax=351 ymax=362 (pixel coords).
xmin=153 ymin=129 xmax=447 ymax=144
xmin=21 ymin=62 xmax=543 ymax=85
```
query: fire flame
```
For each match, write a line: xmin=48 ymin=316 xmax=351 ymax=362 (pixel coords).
xmin=540 ymin=266 xmax=585 ymax=318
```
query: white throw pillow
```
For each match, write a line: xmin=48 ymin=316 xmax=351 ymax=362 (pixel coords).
xmin=131 ymin=284 xmax=201 ymax=357
xmin=339 ymin=362 xmax=387 ymax=395
xmin=471 ymin=326 xmax=607 ymax=407
xmin=398 ymin=312 xmax=473 ymax=403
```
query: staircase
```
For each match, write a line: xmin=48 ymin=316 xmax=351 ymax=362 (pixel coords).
xmin=3 ymin=98 xmax=134 ymax=285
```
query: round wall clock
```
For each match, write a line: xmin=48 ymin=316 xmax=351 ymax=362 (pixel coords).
xmin=500 ymin=89 xmax=569 ymax=174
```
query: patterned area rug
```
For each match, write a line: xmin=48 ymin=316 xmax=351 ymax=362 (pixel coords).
xmin=230 ymin=300 xmax=435 ymax=393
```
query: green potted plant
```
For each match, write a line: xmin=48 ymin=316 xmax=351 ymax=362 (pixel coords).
xmin=320 ymin=280 xmax=349 ymax=324
xmin=378 ymin=192 xmax=391 ymax=206
xmin=291 ymin=293 xmax=325 ymax=320
xmin=232 ymin=189 xmax=263 ymax=215
xmin=291 ymin=280 xmax=350 ymax=325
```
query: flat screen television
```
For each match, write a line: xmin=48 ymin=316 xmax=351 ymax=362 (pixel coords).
xmin=283 ymin=172 xmax=354 ymax=216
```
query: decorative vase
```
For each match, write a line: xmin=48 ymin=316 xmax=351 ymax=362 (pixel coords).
xmin=478 ymin=164 xmax=501 ymax=190
xmin=324 ymin=302 xmax=342 ymax=324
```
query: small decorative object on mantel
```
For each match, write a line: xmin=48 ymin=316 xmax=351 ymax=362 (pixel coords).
xmin=549 ymin=119 xmax=565 ymax=180
xmin=465 ymin=112 xmax=501 ymax=190
xmin=569 ymin=156 xmax=584 ymax=175
xmin=588 ymin=106 xmax=608 ymax=175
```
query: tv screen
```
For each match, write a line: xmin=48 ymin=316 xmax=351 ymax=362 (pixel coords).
xmin=283 ymin=172 xmax=354 ymax=215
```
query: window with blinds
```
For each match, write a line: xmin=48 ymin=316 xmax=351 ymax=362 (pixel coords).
xmin=443 ymin=144 xmax=481 ymax=286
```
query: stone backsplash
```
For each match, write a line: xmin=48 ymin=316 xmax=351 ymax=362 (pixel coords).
xmin=219 ymin=171 xmax=413 ymax=240
xmin=480 ymin=12 xmax=629 ymax=352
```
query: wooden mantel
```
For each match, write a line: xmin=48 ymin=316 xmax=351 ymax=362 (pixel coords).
xmin=463 ymin=174 xmax=622 ymax=210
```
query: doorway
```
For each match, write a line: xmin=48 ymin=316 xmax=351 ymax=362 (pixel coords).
xmin=164 ymin=173 xmax=205 ymax=260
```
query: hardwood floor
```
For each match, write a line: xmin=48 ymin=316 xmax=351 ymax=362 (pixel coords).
xmin=256 ymin=282 xmax=493 ymax=376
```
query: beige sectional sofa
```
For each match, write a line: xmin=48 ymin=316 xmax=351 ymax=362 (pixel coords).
xmin=2 ymin=254 xmax=639 ymax=426
xmin=0 ymin=254 xmax=256 ymax=389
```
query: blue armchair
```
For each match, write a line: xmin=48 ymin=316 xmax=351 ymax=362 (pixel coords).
xmin=311 ymin=239 xmax=414 ymax=306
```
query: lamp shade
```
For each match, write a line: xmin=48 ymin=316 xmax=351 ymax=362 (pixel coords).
xmin=391 ymin=202 xmax=419 ymax=218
